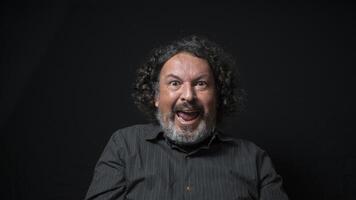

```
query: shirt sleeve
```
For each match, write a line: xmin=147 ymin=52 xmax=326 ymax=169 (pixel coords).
xmin=258 ymin=150 xmax=289 ymax=200
xmin=85 ymin=132 xmax=126 ymax=200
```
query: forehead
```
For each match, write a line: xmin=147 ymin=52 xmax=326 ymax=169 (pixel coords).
xmin=159 ymin=52 xmax=212 ymax=78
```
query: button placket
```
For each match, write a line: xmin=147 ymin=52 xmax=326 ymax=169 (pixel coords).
xmin=186 ymin=185 xmax=192 ymax=192
xmin=184 ymin=154 xmax=192 ymax=195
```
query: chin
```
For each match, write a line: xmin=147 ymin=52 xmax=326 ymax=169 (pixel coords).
xmin=156 ymin=110 xmax=215 ymax=145
xmin=174 ymin=117 xmax=200 ymax=133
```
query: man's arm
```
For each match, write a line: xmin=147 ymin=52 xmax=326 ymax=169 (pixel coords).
xmin=85 ymin=132 xmax=126 ymax=200
xmin=258 ymin=151 xmax=289 ymax=200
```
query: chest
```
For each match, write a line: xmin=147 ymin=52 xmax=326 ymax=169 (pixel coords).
xmin=122 ymin=143 xmax=259 ymax=200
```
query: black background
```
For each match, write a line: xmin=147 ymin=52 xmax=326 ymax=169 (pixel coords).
xmin=1 ymin=1 xmax=355 ymax=199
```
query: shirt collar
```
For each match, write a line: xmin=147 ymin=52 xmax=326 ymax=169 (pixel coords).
xmin=214 ymin=128 xmax=235 ymax=143
xmin=144 ymin=124 xmax=234 ymax=144
xmin=144 ymin=123 xmax=164 ymax=141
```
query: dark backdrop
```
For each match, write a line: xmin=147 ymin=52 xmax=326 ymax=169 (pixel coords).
xmin=1 ymin=1 xmax=355 ymax=199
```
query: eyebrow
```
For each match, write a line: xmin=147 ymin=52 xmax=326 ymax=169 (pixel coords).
xmin=164 ymin=74 xmax=182 ymax=80
xmin=164 ymin=73 xmax=210 ymax=81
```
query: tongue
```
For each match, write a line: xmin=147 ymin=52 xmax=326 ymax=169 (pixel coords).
xmin=177 ymin=112 xmax=199 ymax=121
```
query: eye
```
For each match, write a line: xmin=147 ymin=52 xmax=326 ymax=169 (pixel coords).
xmin=196 ymin=80 xmax=208 ymax=88
xmin=169 ymin=80 xmax=181 ymax=87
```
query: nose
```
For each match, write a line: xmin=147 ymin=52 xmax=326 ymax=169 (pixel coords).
xmin=180 ymin=83 xmax=195 ymax=102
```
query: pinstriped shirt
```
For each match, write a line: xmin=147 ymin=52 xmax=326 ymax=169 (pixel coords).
xmin=85 ymin=124 xmax=288 ymax=200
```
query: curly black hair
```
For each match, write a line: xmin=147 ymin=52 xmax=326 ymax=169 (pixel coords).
xmin=132 ymin=35 xmax=245 ymax=123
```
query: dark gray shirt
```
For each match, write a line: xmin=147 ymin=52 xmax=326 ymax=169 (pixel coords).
xmin=85 ymin=124 xmax=288 ymax=200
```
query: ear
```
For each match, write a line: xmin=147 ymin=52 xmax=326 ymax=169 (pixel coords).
xmin=154 ymin=82 xmax=159 ymax=107
xmin=154 ymin=97 xmax=159 ymax=107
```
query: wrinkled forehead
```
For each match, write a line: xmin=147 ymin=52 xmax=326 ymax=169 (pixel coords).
xmin=159 ymin=52 xmax=213 ymax=80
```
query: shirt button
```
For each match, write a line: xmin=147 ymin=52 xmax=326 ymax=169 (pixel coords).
xmin=186 ymin=185 xmax=191 ymax=192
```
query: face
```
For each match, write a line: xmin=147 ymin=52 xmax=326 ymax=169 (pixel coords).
xmin=155 ymin=52 xmax=217 ymax=145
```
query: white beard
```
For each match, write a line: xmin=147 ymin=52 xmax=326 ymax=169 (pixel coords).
xmin=156 ymin=110 xmax=215 ymax=145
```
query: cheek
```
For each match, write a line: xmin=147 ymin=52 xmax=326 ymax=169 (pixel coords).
xmin=157 ymin=90 xmax=179 ymax=109
xmin=207 ymin=99 xmax=217 ymax=113
xmin=200 ymin=94 xmax=217 ymax=112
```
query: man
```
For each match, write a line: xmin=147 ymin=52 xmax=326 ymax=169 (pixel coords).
xmin=85 ymin=35 xmax=289 ymax=200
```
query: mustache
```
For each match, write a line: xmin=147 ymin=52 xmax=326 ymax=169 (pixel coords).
xmin=173 ymin=101 xmax=203 ymax=113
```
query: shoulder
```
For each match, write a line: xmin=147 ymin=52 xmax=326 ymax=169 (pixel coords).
xmin=216 ymin=132 xmax=266 ymax=156
xmin=237 ymin=139 xmax=265 ymax=153
xmin=113 ymin=123 xmax=149 ymax=133
xmin=110 ymin=123 xmax=160 ymax=143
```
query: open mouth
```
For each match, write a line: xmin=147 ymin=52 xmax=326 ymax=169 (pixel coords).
xmin=175 ymin=110 xmax=201 ymax=122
